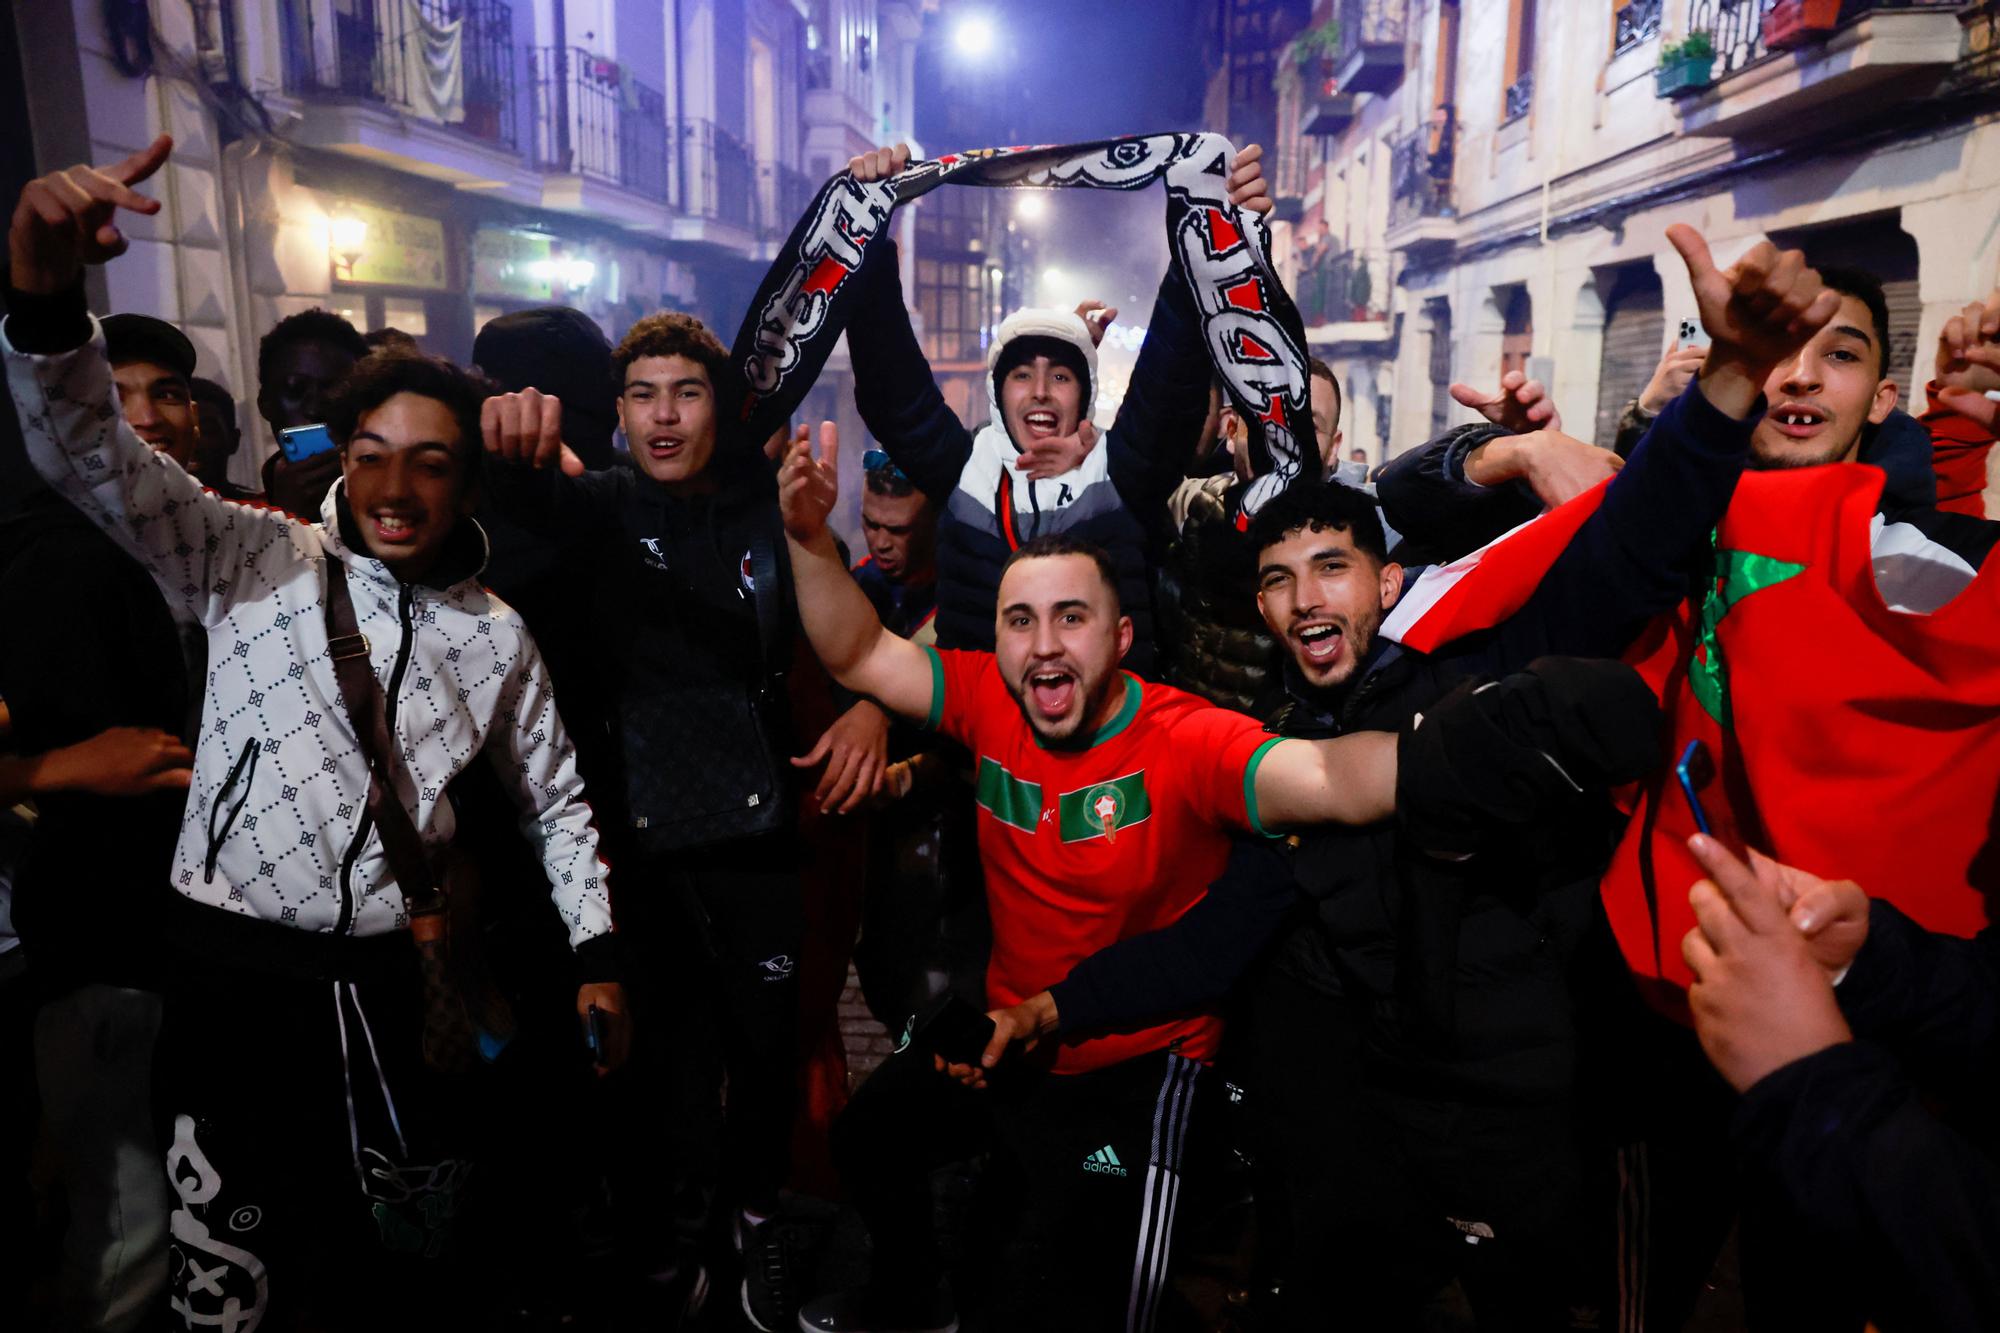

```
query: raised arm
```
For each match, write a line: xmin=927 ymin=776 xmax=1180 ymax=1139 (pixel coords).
xmin=777 ymin=420 xmax=936 ymax=722
xmin=1106 ymin=145 xmax=1273 ymax=520
xmin=843 ymin=234 xmax=976 ymax=503
xmin=5 ymin=136 xmax=295 ymax=628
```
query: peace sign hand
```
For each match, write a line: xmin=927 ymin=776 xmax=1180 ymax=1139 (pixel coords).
xmin=9 ymin=134 xmax=173 ymax=295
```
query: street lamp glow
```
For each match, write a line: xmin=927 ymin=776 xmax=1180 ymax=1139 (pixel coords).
xmin=954 ymin=14 xmax=994 ymax=58
xmin=1015 ymin=194 xmax=1047 ymax=222
xmin=559 ymin=257 xmax=597 ymax=291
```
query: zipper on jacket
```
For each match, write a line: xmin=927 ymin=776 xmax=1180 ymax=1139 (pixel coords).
xmin=334 ymin=583 xmax=418 ymax=936
xmin=201 ymin=737 xmax=259 ymax=884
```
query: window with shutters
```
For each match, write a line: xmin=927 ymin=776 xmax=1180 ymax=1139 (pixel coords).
xmin=1502 ymin=0 xmax=1536 ymax=122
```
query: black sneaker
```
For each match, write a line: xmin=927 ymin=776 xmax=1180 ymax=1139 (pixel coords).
xmin=739 ymin=1216 xmax=806 ymax=1332
xmin=796 ymin=1285 xmax=958 ymax=1333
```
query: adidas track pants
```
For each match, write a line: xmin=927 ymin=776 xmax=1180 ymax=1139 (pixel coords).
xmin=832 ymin=1044 xmax=1208 ymax=1332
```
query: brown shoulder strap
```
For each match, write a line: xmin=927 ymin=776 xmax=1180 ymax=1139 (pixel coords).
xmin=323 ymin=556 xmax=440 ymax=911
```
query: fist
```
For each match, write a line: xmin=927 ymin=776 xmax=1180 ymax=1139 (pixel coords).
xmin=847 ymin=143 xmax=911 ymax=183
xmin=479 ymin=387 xmax=581 ymax=474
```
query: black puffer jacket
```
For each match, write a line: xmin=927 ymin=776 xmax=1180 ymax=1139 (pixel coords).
xmin=1154 ymin=475 xmax=1285 ymax=720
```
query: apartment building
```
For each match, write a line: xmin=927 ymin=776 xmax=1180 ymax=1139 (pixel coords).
xmin=5 ymin=0 xmax=920 ymax=501
xmin=1239 ymin=0 xmax=2000 ymax=464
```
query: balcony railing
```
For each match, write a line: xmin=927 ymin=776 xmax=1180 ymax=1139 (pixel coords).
xmin=757 ymin=161 xmax=817 ymax=238
xmin=279 ymin=0 xmax=517 ymax=148
xmin=674 ymin=119 xmax=757 ymax=231
xmin=1615 ymin=0 xmax=1665 ymax=56
xmin=1335 ymin=0 xmax=1410 ymax=93
xmin=1293 ymin=247 xmax=1391 ymax=326
xmin=531 ymin=47 xmax=670 ymax=201
xmin=1502 ymin=69 xmax=1535 ymax=122
xmin=1387 ymin=116 xmax=1454 ymax=233
xmin=1684 ymin=0 xmax=1963 ymax=81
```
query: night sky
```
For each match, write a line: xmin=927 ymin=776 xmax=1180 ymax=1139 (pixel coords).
xmin=913 ymin=0 xmax=1218 ymax=402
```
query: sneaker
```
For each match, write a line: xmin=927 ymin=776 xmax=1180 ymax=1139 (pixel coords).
xmin=796 ymin=1285 xmax=958 ymax=1333
xmin=739 ymin=1216 xmax=806 ymax=1332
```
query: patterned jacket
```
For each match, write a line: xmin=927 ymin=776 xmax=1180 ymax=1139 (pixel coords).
xmin=3 ymin=314 xmax=613 ymax=967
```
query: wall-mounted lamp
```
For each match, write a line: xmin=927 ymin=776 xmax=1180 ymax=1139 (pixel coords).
xmin=329 ymin=213 xmax=369 ymax=278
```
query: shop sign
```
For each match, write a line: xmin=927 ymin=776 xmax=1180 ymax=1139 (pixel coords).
xmin=336 ymin=202 xmax=449 ymax=290
xmin=472 ymin=227 xmax=558 ymax=301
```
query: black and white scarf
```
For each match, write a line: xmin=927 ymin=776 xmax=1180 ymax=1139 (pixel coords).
xmin=728 ymin=133 xmax=1314 ymax=517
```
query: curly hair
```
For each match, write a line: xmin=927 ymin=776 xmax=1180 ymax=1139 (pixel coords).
xmin=324 ymin=349 xmax=493 ymax=495
xmin=1243 ymin=477 xmax=1388 ymax=566
xmin=257 ymin=307 xmax=369 ymax=388
xmin=612 ymin=311 xmax=730 ymax=393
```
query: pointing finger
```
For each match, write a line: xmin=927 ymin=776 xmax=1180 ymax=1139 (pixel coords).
xmin=111 ymin=135 xmax=173 ymax=187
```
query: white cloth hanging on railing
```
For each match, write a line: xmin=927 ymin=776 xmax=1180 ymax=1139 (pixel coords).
xmin=394 ymin=0 xmax=464 ymax=125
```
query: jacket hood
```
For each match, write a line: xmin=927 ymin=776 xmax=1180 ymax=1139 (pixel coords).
xmin=984 ymin=308 xmax=1099 ymax=441
xmin=320 ymin=476 xmax=491 ymax=590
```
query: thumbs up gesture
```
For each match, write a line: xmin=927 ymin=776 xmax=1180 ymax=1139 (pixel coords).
xmin=1667 ymin=224 xmax=1842 ymax=415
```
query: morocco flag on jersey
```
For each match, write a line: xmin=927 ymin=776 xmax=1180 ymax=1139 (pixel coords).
xmin=925 ymin=647 xmax=1282 ymax=1073
xmin=1383 ymin=465 xmax=2000 ymax=1004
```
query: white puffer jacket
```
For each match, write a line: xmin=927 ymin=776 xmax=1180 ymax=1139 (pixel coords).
xmin=4 ymin=320 xmax=612 ymax=954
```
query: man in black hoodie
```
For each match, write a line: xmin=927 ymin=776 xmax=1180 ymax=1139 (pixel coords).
xmin=480 ymin=312 xmax=889 ymax=1331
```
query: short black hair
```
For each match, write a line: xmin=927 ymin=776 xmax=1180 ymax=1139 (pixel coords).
xmin=1814 ymin=265 xmax=1891 ymax=379
xmin=994 ymin=334 xmax=1094 ymax=414
xmin=1000 ymin=533 xmax=1121 ymax=614
xmin=325 ymin=349 xmax=492 ymax=494
xmin=1309 ymin=355 xmax=1342 ymax=426
xmin=188 ymin=376 xmax=235 ymax=412
xmin=1245 ymin=477 xmax=1389 ymax=566
xmin=258 ymin=308 xmax=369 ymax=388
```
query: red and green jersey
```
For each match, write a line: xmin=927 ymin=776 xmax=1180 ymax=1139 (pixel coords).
xmin=924 ymin=647 xmax=1283 ymax=1073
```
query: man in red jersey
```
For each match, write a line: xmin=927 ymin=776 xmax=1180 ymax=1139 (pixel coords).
xmin=775 ymin=422 xmax=1656 ymax=1333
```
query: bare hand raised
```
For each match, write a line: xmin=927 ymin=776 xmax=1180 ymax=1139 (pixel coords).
xmin=1667 ymin=224 xmax=1842 ymax=414
xmin=1934 ymin=289 xmax=2000 ymax=433
xmin=1450 ymin=369 xmax=1562 ymax=435
xmin=1228 ymin=144 xmax=1273 ymax=216
xmin=479 ymin=388 xmax=582 ymax=475
xmin=9 ymin=135 xmax=172 ymax=294
xmin=1638 ymin=341 xmax=1709 ymax=415
xmin=777 ymin=420 xmax=840 ymax=544
xmin=847 ymin=143 xmax=911 ymax=183
xmin=1074 ymin=300 xmax=1118 ymax=348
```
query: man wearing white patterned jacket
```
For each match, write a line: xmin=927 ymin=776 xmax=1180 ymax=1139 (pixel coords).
xmin=5 ymin=135 xmax=624 ymax=1329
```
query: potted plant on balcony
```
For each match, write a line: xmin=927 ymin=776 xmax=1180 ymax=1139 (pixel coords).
xmin=1348 ymin=262 xmax=1374 ymax=322
xmin=1654 ymin=29 xmax=1717 ymax=98
xmin=1762 ymin=0 xmax=1842 ymax=51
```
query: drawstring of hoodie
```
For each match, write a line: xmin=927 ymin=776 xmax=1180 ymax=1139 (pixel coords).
xmin=334 ymin=981 xmax=408 ymax=1190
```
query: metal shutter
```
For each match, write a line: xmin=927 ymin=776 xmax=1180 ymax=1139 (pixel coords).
xmin=1882 ymin=278 xmax=1921 ymax=400
xmin=1595 ymin=284 xmax=1664 ymax=450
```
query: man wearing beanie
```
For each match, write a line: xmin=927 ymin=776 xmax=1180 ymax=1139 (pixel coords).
xmin=842 ymin=143 xmax=1273 ymax=677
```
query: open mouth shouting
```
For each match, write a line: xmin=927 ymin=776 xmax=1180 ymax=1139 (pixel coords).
xmin=1766 ymin=400 xmax=1831 ymax=439
xmin=1293 ymin=619 xmax=1346 ymax=669
xmin=1021 ymin=409 xmax=1062 ymax=440
xmin=645 ymin=434 xmax=688 ymax=462
xmin=1024 ymin=665 xmax=1079 ymax=721
xmin=371 ymin=511 xmax=423 ymax=546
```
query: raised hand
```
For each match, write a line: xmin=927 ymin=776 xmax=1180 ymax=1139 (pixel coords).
xmin=1074 ymin=300 xmax=1118 ymax=348
xmin=777 ymin=419 xmax=840 ymax=543
xmin=1666 ymin=224 xmax=1842 ymax=415
xmin=1449 ymin=368 xmax=1562 ymax=435
xmin=1019 ymin=419 xmax=1097 ymax=481
xmin=1228 ymin=144 xmax=1273 ymax=215
xmin=1681 ymin=833 xmax=1855 ymax=1094
xmin=9 ymin=134 xmax=172 ymax=294
xmin=1638 ymin=340 xmax=1709 ymax=415
xmin=1933 ymin=289 xmax=2000 ymax=433
xmin=479 ymin=387 xmax=581 ymax=474
xmin=846 ymin=143 xmax=911 ymax=183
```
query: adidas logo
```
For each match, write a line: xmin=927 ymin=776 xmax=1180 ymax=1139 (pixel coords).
xmin=1081 ymin=1145 xmax=1128 ymax=1177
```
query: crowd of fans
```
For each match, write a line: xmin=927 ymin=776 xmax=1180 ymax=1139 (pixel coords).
xmin=2 ymin=129 xmax=1997 ymax=1333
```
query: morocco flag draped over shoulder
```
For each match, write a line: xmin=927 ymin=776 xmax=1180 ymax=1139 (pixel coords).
xmin=1384 ymin=464 xmax=2000 ymax=1002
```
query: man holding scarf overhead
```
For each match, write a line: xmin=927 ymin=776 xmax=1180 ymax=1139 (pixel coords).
xmin=837 ymin=142 xmax=1272 ymax=675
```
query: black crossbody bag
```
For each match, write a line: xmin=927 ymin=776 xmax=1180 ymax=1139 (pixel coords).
xmin=621 ymin=524 xmax=794 ymax=852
